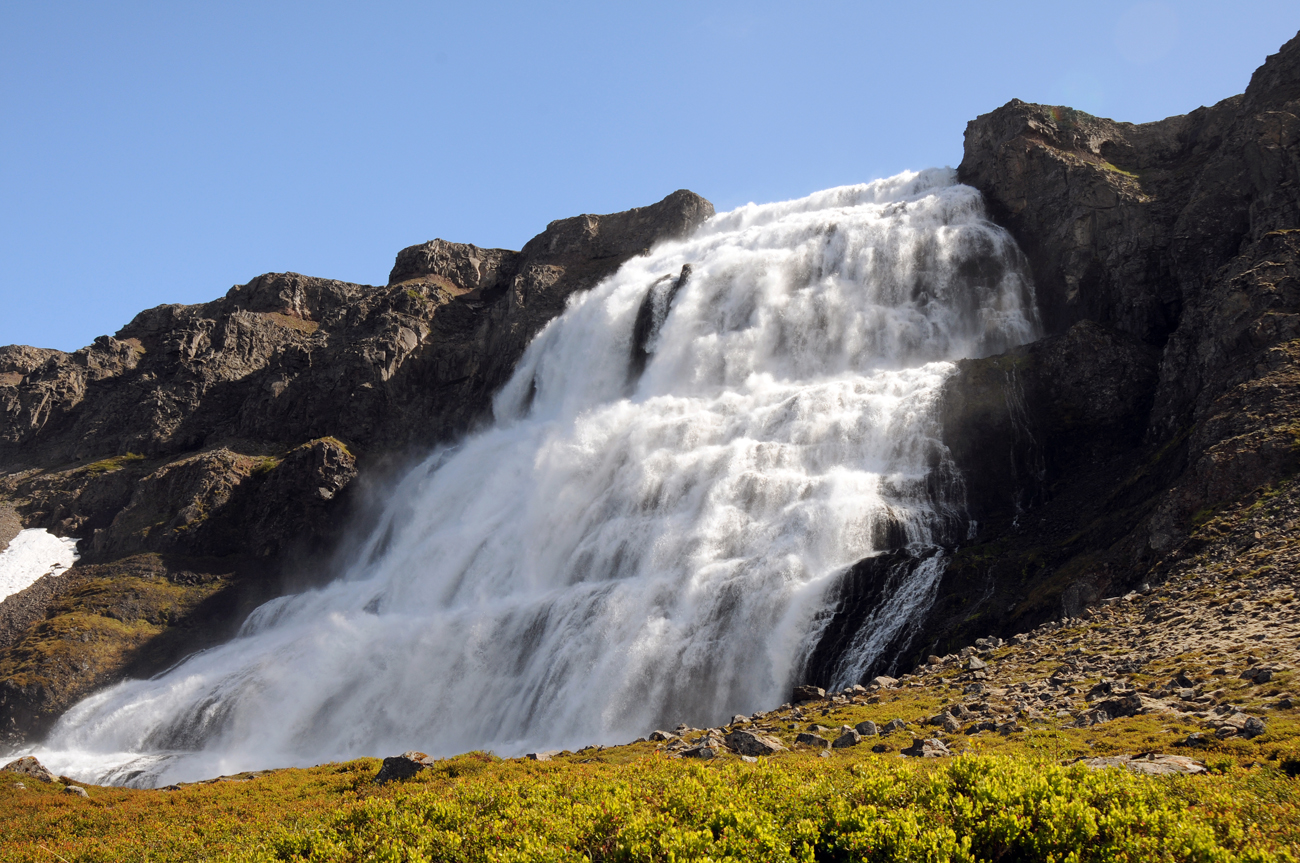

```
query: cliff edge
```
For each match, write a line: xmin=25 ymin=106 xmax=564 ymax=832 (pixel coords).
xmin=0 ymin=190 xmax=714 ymax=742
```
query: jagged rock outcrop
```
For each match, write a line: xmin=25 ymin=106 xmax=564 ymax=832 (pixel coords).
xmin=801 ymin=32 xmax=1300 ymax=683
xmin=0 ymin=189 xmax=714 ymax=741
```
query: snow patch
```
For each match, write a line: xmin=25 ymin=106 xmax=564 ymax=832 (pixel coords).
xmin=0 ymin=529 xmax=79 ymax=602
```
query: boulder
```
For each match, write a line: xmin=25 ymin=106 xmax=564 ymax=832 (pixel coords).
xmin=375 ymin=751 xmax=438 ymax=783
xmin=681 ymin=746 xmax=717 ymax=759
xmin=525 ymin=750 xmax=561 ymax=762
xmin=795 ymin=732 xmax=830 ymax=749
xmin=64 ymin=784 xmax=88 ymax=798
xmin=792 ymin=685 xmax=826 ymax=703
xmin=2 ymin=755 xmax=55 ymax=783
xmin=929 ymin=713 xmax=962 ymax=733
xmin=882 ymin=718 xmax=907 ymax=734
xmin=1081 ymin=754 xmax=1207 ymax=776
xmin=724 ymin=729 xmax=787 ymax=757
xmin=854 ymin=720 xmax=878 ymax=736
xmin=901 ymin=738 xmax=951 ymax=758
xmin=832 ymin=727 xmax=862 ymax=748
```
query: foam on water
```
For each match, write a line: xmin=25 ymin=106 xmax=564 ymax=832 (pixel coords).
xmin=0 ymin=529 xmax=78 ymax=603
xmin=34 ymin=169 xmax=1039 ymax=786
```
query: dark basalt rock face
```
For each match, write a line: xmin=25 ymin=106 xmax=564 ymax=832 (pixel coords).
xmin=803 ymin=32 xmax=1300 ymax=684
xmin=0 ymin=190 xmax=713 ymax=742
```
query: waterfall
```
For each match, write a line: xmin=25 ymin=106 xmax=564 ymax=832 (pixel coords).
xmin=34 ymin=168 xmax=1038 ymax=786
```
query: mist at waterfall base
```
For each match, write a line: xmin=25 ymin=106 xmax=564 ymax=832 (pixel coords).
xmin=34 ymin=169 xmax=1039 ymax=787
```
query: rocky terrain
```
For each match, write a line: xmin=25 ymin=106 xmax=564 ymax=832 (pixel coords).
xmin=0 ymin=30 xmax=1298 ymax=757
xmin=579 ymin=471 xmax=1300 ymax=774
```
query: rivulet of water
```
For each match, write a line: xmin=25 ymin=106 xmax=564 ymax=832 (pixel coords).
xmin=34 ymin=168 xmax=1038 ymax=786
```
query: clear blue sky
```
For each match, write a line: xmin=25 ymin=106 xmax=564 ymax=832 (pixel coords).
xmin=2 ymin=1 xmax=1295 ymax=351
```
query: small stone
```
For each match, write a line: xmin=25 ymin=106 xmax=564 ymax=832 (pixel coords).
xmin=681 ymin=746 xmax=716 ymax=759
xmin=1181 ymin=732 xmax=1209 ymax=747
xmin=64 ymin=785 xmax=89 ymax=798
xmin=965 ymin=657 xmax=988 ymax=671
xmin=882 ymin=718 xmax=907 ymax=734
xmin=871 ymin=743 xmax=890 ymax=753
xmin=730 ymin=714 xmax=749 ymax=725
xmin=870 ymin=675 xmax=899 ymax=688
xmin=855 ymin=720 xmax=878 ymax=736
xmin=740 ymin=755 xmax=758 ymax=763
xmin=648 ymin=730 xmax=678 ymax=742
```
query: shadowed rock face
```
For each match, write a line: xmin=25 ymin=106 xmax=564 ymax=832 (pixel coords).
xmin=800 ymin=32 xmax=1300 ymax=683
xmin=0 ymin=190 xmax=714 ymax=742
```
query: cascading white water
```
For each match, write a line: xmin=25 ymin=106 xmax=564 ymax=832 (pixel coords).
xmin=34 ymin=169 xmax=1038 ymax=786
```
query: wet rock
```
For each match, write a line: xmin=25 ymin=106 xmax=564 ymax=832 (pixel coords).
xmin=724 ymin=729 xmax=786 ymax=757
xmin=2 ymin=755 xmax=55 ymax=783
xmin=376 ymin=751 xmax=438 ymax=783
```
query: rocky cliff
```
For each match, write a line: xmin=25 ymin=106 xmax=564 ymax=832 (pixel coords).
xmin=3 ymin=31 xmax=1299 ymax=745
xmin=800 ymin=31 xmax=1300 ymax=683
xmin=0 ymin=190 xmax=714 ymax=741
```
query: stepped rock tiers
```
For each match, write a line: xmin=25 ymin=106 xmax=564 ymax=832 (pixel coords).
xmin=0 ymin=30 xmax=1298 ymax=758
